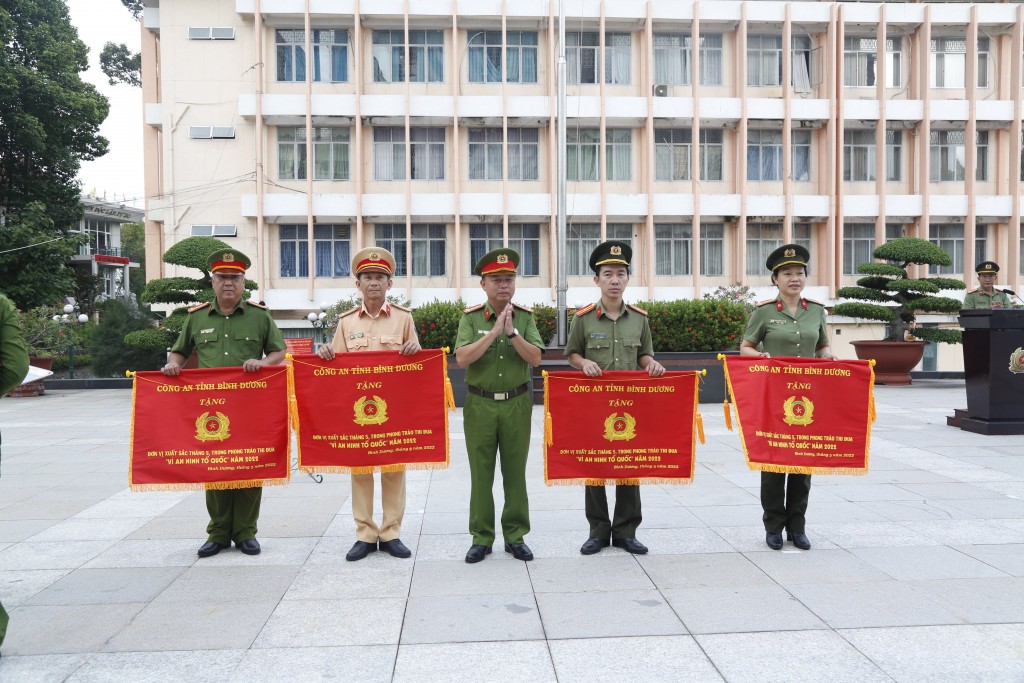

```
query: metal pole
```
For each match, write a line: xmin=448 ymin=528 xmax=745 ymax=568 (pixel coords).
xmin=555 ymin=0 xmax=568 ymax=347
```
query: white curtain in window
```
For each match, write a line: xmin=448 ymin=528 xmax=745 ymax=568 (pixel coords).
xmin=793 ymin=55 xmax=811 ymax=93
xmin=700 ymin=35 xmax=723 ymax=85
xmin=607 ymin=130 xmax=631 ymax=181
xmin=605 ymin=34 xmax=630 ymax=84
xmin=653 ymin=34 xmax=687 ymax=85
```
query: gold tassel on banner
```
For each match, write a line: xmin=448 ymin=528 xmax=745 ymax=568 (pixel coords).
xmin=442 ymin=346 xmax=456 ymax=410
xmin=542 ymin=371 xmax=553 ymax=445
xmin=696 ymin=412 xmax=705 ymax=444
xmin=723 ymin=401 xmax=733 ymax=431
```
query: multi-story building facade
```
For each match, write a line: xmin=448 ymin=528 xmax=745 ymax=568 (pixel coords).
xmin=139 ymin=1 xmax=1023 ymax=366
xmin=72 ymin=196 xmax=144 ymax=300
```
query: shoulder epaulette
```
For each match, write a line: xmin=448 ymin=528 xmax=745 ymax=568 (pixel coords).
xmin=463 ymin=303 xmax=485 ymax=314
xmin=755 ymin=298 xmax=777 ymax=307
xmin=188 ymin=302 xmax=211 ymax=313
xmin=803 ymin=298 xmax=824 ymax=307
xmin=338 ymin=307 xmax=359 ymax=318
xmin=512 ymin=302 xmax=533 ymax=313
xmin=391 ymin=303 xmax=412 ymax=312
xmin=626 ymin=303 xmax=648 ymax=316
xmin=575 ymin=303 xmax=596 ymax=317
xmin=246 ymin=300 xmax=268 ymax=310
xmin=967 ymin=288 xmax=979 ymax=294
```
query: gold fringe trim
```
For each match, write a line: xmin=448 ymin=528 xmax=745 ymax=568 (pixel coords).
xmin=748 ymin=463 xmax=869 ymax=476
xmin=127 ymin=372 xmax=139 ymax=488
xmin=130 ymin=477 xmax=290 ymax=492
xmin=545 ymin=477 xmax=694 ymax=486
xmin=299 ymin=461 xmax=446 ymax=475
xmin=543 ymin=370 xmax=553 ymax=446
xmin=441 ymin=351 xmax=452 ymax=469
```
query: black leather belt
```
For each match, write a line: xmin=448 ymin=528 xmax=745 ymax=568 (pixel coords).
xmin=466 ymin=383 xmax=530 ymax=401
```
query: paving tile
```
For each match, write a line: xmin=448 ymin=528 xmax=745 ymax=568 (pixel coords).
xmin=850 ymin=546 xmax=1010 ymax=580
xmin=696 ymin=630 xmax=892 ymax=683
xmin=816 ymin=483 xmax=926 ymax=502
xmin=27 ymin=517 xmax=150 ymax=542
xmin=0 ymin=569 xmax=73 ymax=608
xmin=68 ymin=650 xmax=246 ymax=683
xmin=856 ymin=500 xmax=973 ymax=522
xmin=953 ymin=543 xmax=1024 ymax=576
xmin=548 ymin=635 xmax=723 ymax=683
xmin=901 ymin=519 xmax=1024 ymax=545
xmin=254 ymin=598 xmax=406 ymax=647
xmin=394 ymin=641 xmax=555 ymax=683
xmin=897 ymin=482 xmax=1005 ymax=500
xmin=0 ymin=519 xmax=58 ymax=543
xmin=402 ymin=594 xmax=544 ymax=644
xmin=0 ymin=540 xmax=115 ymax=570
xmin=786 ymin=580 xmax=962 ymax=628
xmin=688 ymin=504 xmax=765 ymax=527
xmin=82 ymin=539 xmax=201 ymax=568
xmin=2 ymin=603 xmax=145 ymax=655
xmin=812 ymin=522 xmax=941 ymax=548
xmin=232 ymin=645 xmax=396 ymax=683
xmin=527 ymin=555 xmax=654 ymax=593
xmin=938 ymin=497 xmax=1024 ymax=519
xmin=285 ymin=561 xmax=412 ymax=600
xmin=664 ymin=584 xmax=828 ymax=634
xmin=713 ymin=525 xmax=839 ymax=553
xmin=125 ymin=516 xmax=210 ymax=540
xmin=248 ymin=514 xmax=334 ymax=538
xmin=156 ymin=565 xmax=300 ymax=603
xmin=746 ymin=548 xmax=893 ymax=585
xmin=907 ymin=577 xmax=1024 ymax=624
xmin=0 ymin=654 xmax=91 ymax=682
xmin=26 ymin=566 xmax=185 ymax=605
xmin=840 ymin=624 xmax=1024 ymax=683
xmin=105 ymin=600 xmax=279 ymax=651
xmin=410 ymin=558 xmax=531 ymax=596
xmin=637 ymin=553 xmax=774 ymax=589
xmin=536 ymin=589 xmax=686 ymax=639
xmin=189 ymin=537 xmax=318 ymax=567
xmin=633 ymin=527 xmax=734 ymax=555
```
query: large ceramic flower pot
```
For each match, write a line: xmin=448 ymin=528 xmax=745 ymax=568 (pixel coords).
xmin=850 ymin=340 xmax=927 ymax=385
xmin=7 ymin=356 xmax=54 ymax=397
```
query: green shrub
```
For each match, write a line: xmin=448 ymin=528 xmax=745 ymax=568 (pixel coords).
xmin=50 ymin=354 xmax=90 ymax=372
xmin=89 ymin=300 xmax=165 ymax=376
xmin=412 ymin=299 xmax=466 ymax=351
xmin=635 ymin=299 xmax=748 ymax=352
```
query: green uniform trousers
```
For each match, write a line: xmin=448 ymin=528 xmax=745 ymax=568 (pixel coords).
xmin=0 ymin=599 xmax=7 ymax=649
xmin=761 ymin=472 xmax=811 ymax=534
xmin=464 ymin=391 xmax=532 ymax=546
xmin=206 ymin=487 xmax=262 ymax=545
xmin=585 ymin=485 xmax=642 ymax=540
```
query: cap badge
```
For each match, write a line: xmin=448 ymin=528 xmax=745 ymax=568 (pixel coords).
xmin=784 ymin=248 xmax=795 ymax=258
xmin=223 ymin=253 xmax=234 ymax=262
xmin=610 ymin=246 xmax=622 ymax=256
xmin=369 ymin=251 xmax=380 ymax=261
xmin=497 ymin=254 xmax=509 ymax=264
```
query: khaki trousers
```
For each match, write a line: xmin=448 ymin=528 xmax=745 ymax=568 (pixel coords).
xmin=352 ymin=471 xmax=406 ymax=542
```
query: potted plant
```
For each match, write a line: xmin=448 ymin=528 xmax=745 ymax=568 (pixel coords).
xmin=833 ymin=237 xmax=965 ymax=385
xmin=11 ymin=306 xmax=75 ymax=396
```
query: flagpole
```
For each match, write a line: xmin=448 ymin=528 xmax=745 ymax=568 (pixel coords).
xmin=555 ymin=0 xmax=568 ymax=347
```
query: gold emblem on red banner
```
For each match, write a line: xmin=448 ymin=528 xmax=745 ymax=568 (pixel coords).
xmin=603 ymin=412 xmax=636 ymax=441
xmin=1010 ymin=347 xmax=1024 ymax=375
xmin=783 ymin=396 xmax=814 ymax=426
xmin=354 ymin=395 xmax=389 ymax=425
xmin=195 ymin=411 xmax=231 ymax=441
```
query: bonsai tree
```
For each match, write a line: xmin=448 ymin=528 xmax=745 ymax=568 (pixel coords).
xmin=833 ymin=237 xmax=965 ymax=344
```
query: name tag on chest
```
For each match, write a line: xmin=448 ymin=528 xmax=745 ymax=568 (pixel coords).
xmin=769 ymin=320 xmax=788 ymax=325
xmin=349 ymin=332 xmax=365 ymax=339
xmin=589 ymin=333 xmax=608 ymax=339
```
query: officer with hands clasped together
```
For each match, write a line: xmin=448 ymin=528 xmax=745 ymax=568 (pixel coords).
xmin=455 ymin=248 xmax=544 ymax=564
xmin=962 ymin=261 xmax=1013 ymax=309
xmin=162 ymin=249 xmax=287 ymax=558
xmin=565 ymin=241 xmax=665 ymax=556
xmin=739 ymin=244 xmax=833 ymax=551
xmin=316 ymin=247 xmax=421 ymax=562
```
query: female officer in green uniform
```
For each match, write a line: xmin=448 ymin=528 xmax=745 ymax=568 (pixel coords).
xmin=740 ymin=244 xmax=833 ymax=551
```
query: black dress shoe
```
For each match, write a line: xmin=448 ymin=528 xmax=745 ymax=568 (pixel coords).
xmin=379 ymin=538 xmax=412 ymax=558
xmin=465 ymin=544 xmax=492 ymax=563
xmin=787 ymin=532 xmax=811 ymax=550
xmin=346 ymin=540 xmax=377 ymax=561
xmin=612 ymin=537 xmax=649 ymax=554
xmin=766 ymin=532 xmax=784 ymax=550
xmin=197 ymin=541 xmax=228 ymax=558
xmin=504 ymin=542 xmax=534 ymax=561
xmin=237 ymin=539 xmax=261 ymax=555
xmin=580 ymin=537 xmax=610 ymax=555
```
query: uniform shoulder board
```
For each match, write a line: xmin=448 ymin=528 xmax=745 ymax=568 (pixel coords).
xmin=463 ymin=303 xmax=486 ymax=314
xmin=755 ymin=298 xmax=776 ymax=308
xmin=626 ymin=303 xmax=648 ymax=316
xmin=188 ymin=302 xmax=211 ymax=313
xmin=967 ymin=288 xmax=979 ymax=294
xmin=391 ymin=303 xmax=412 ymax=312
xmin=338 ymin=307 xmax=359 ymax=318
xmin=803 ymin=298 xmax=824 ymax=307
xmin=512 ymin=302 xmax=533 ymax=313
xmin=246 ymin=300 xmax=268 ymax=310
xmin=574 ymin=303 xmax=596 ymax=317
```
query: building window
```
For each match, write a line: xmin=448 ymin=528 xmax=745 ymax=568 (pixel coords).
xmin=468 ymin=129 xmax=502 ymax=180
xmin=654 ymin=33 xmax=725 ymax=86
xmin=931 ymin=37 xmax=989 ymax=89
xmin=844 ymin=130 xmax=876 ymax=182
xmin=701 ymin=129 xmax=724 ymax=181
xmin=747 ymin=35 xmax=783 ymax=87
xmin=606 ymin=129 xmax=632 ymax=181
xmin=81 ymin=218 xmax=112 ymax=255
xmin=656 ymin=129 xmax=724 ymax=182
xmin=567 ymin=128 xmax=599 ymax=181
xmin=747 ymin=130 xmax=782 ymax=181
xmin=508 ymin=128 xmax=539 ymax=180
xmin=276 ymin=29 xmax=349 ymax=82
xmin=655 ymin=224 xmax=691 ymax=275
xmin=566 ymin=32 xmax=599 ymax=84
xmin=279 ymin=225 xmax=351 ymax=278
xmin=467 ymin=31 xmax=538 ymax=83
xmin=844 ymin=37 xmax=900 ymax=87
xmin=278 ymin=127 xmax=350 ymax=181
xmin=792 ymin=130 xmax=811 ymax=181
xmin=930 ymin=130 xmax=986 ymax=182
xmin=746 ymin=224 xmax=783 ymax=275
xmin=376 ymin=224 xmax=446 ymax=276
xmin=373 ymin=127 xmax=445 ymax=181
xmin=468 ymin=224 xmax=541 ymax=276
xmin=701 ymin=223 xmax=725 ymax=276
xmin=927 ymin=224 xmax=985 ymax=275
xmin=372 ymin=30 xmax=443 ymax=83
xmin=188 ymin=126 xmax=234 ymax=139
xmin=567 ymin=223 xmax=631 ymax=275
xmin=190 ymin=224 xmax=237 ymax=237
xmin=605 ymin=33 xmax=631 ymax=84
xmin=886 ymin=130 xmax=902 ymax=182
xmin=189 ymin=27 xmax=236 ymax=40
xmin=843 ymin=223 xmax=874 ymax=274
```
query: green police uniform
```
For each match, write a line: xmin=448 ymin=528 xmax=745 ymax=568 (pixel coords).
xmin=170 ymin=297 xmax=286 ymax=547
xmin=962 ymin=289 xmax=1011 ymax=309
xmin=456 ymin=301 xmax=543 ymax=546
xmin=565 ymin=300 xmax=654 ymax=540
xmin=0 ymin=293 xmax=30 ymax=648
xmin=744 ymin=244 xmax=829 ymax=538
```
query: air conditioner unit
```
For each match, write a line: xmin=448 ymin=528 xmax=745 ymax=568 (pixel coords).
xmin=653 ymin=84 xmax=670 ymax=97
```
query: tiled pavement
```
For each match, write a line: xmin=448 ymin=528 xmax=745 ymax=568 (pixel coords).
xmin=0 ymin=381 xmax=1022 ymax=682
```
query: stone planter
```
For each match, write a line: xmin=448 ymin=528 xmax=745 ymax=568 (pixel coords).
xmin=7 ymin=356 xmax=54 ymax=397
xmin=850 ymin=340 xmax=927 ymax=386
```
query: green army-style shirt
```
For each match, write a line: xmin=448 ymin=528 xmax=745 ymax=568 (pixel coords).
xmin=455 ymin=302 xmax=544 ymax=392
xmin=170 ymin=301 xmax=286 ymax=368
xmin=962 ymin=288 xmax=1012 ymax=310
xmin=564 ymin=302 xmax=654 ymax=371
xmin=743 ymin=297 xmax=828 ymax=359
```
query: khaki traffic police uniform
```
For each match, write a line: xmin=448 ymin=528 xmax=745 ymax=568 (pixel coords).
xmin=456 ymin=302 xmax=544 ymax=546
xmin=743 ymin=295 xmax=828 ymax=535
xmin=331 ymin=301 xmax=418 ymax=543
xmin=0 ymin=293 xmax=30 ymax=647
xmin=565 ymin=301 xmax=654 ymax=540
xmin=170 ymin=299 xmax=286 ymax=546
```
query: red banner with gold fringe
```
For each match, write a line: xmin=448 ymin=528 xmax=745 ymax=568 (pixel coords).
xmin=543 ymin=370 xmax=703 ymax=485
xmin=129 ymin=367 xmax=291 ymax=491
xmin=289 ymin=350 xmax=454 ymax=474
xmin=722 ymin=356 xmax=875 ymax=475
